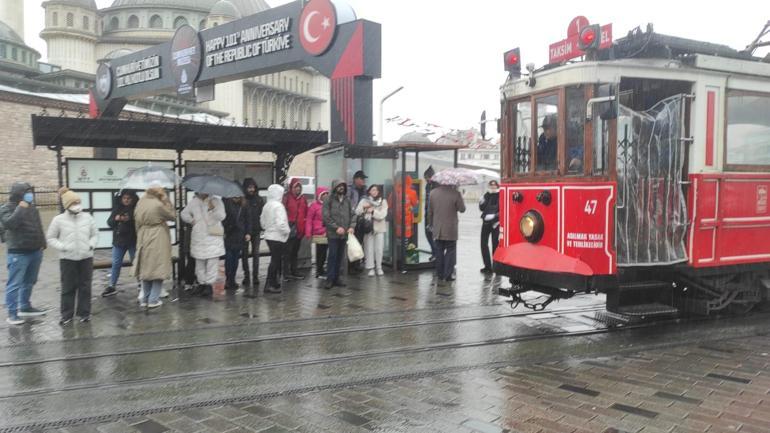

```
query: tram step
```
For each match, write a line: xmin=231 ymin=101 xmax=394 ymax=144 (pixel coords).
xmin=619 ymin=281 xmax=673 ymax=292
xmin=617 ymin=303 xmax=679 ymax=317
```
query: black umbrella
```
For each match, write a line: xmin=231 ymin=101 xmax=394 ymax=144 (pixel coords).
xmin=182 ymin=174 xmax=244 ymax=198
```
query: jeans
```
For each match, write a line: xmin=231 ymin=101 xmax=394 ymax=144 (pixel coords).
xmin=283 ymin=236 xmax=301 ymax=275
xmin=364 ymin=232 xmax=385 ymax=271
xmin=60 ymin=258 xmax=93 ymax=320
xmin=242 ymin=236 xmax=261 ymax=283
xmin=266 ymin=240 xmax=284 ymax=287
xmin=480 ymin=223 xmax=500 ymax=270
xmin=326 ymin=238 xmax=346 ymax=284
xmin=225 ymin=248 xmax=242 ymax=286
xmin=314 ymin=243 xmax=328 ymax=276
xmin=195 ymin=258 xmax=219 ymax=285
xmin=141 ymin=280 xmax=163 ymax=304
xmin=5 ymin=250 xmax=43 ymax=316
xmin=109 ymin=245 xmax=136 ymax=287
xmin=435 ymin=240 xmax=457 ymax=280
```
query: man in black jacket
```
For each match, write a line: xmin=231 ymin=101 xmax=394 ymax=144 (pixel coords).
xmin=479 ymin=180 xmax=500 ymax=274
xmin=242 ymin=178 xmax=264 ymax=291
xmin=0 ymin=182 xmax=48 ymax=325
xmin=102 ymin=191 xmax=138 ymax=297
xmin=224 ymin=196 xmax=251 ymax=293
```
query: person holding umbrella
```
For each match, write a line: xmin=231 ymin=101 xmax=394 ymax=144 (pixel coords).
xmin=428 ymin=168 xmax=474 ymax=285
xmin=134 ymin=183 xmax=175 ymax=308
xmin=181 ymin=192 xmax=226 ymax=297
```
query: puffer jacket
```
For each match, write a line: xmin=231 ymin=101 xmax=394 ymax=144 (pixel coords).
xmin=305 ymin=187 xmax=329 ymax=237
xmin=243 ymin=178 xmax=264 ymax=235
xmin=355 ymin=195 xmax=389 ymax=234
xmin=223 ymin=198 xmax=250 ymax=249
xmin=181 ymin=195 xmax=226 ymax=260
xmin=46 ymin=211 xmax=98 ymax=261
xmin=0 ymin=182 xmax=46 ymax=252
xmin=322 ymin=180 xmax=356 ymax=240
xmin=261 ymin=184 xmax=290 ymax=242
xmin=282 ymin=177 xmax=308 ymax=238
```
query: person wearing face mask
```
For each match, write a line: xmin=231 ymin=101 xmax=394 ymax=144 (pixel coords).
xmin=355 ymin=184 xmax=388 ymax=277
xmin=479 ymin=180 xmax=501 ymax=274
xmin=0 ymin=182 xmax=48 ymax=325
xmin=181 ymin=192 xmax=226 ymax=297
xmin=46 ymin=188 xmax=98 ymax=325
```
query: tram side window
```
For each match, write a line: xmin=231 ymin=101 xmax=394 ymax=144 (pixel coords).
xmin=536 ymin=95 xmax=559 ymax=172
xmin=513 ymin=101 xmax=531 ymax=174
xmin=566 ymin=86 xmax=585 ymax=175
xmin=593 ymin=84 xmax=614 ymax=175
xmin=726 ymin=91 xmax=770 ymax=167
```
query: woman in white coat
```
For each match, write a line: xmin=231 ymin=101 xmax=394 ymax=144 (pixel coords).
xmin=47 ymin=188 xmax=98 ymax=324
xmin=260 ymin=184 xmax=290 ymax=293
xmin=355 ymin=184 xmax=389 ymax=277
xmin=181 ymin=193 xmax=226 ymax=297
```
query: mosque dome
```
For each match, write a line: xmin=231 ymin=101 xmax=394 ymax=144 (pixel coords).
xmin=110 ymin=0 xmax=269 ymax=16
xmin=0 ymin=21 xmax=23 ymax=44
xmin=210 ymin=0 xmax=242 ymax=19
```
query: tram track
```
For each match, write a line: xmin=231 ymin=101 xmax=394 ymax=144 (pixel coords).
xmin=0 ymin=304 xmax=604 ymax=367
xmin=1 ymin=311 xmax=768 ymax=433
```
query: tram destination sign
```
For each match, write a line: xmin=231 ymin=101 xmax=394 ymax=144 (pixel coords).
xmin=549 ymin=22 xmax=613 ymax=64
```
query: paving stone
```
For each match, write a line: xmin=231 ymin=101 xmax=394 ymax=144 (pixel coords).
xmin=131 ymin=420 xmax=169 ymax=433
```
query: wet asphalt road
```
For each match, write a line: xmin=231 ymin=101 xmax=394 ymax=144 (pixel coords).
xmin=1 ymin=207 xmax=770 ymax=430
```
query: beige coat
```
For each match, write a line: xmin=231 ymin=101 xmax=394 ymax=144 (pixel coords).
xmin=133 ymin=188 xmax=176 ymax=281
xmin=427 ymin=185 xmax=466 ymax=241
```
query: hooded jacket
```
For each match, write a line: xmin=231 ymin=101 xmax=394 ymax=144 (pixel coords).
xmin=282 ymin=177 xmax=308 ymax=238
xmin=223 ymin=198 xmax=251 ymax=249
xmin=181 ymin=195 xmax=226 ymax=259
xmin=47 ymin=209 xmax=98 ymax=261
xmin=107 ymin=191 xmax=138 ymax=247
xmin=242 ymin=178 xmax=264 ymax=235
xmin=261 ymin=184 xmax=291 ymax=242
xmin=0 ymin=182 xmax=46 ymax=252
xmin=322 ymin=180 xmax=356 ymax=240
xmin=305 ymin=186 xmax=329 ymax=237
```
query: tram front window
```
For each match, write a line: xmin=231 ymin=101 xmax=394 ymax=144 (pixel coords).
xmin=536 ymin=95 xmax=558 ymax=172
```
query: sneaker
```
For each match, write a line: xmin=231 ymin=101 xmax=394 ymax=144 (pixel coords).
xmin=101 ymin=286 xmax=118 ymax=297
xmin=58 ymin=318 xmax=72 ymax=326
xmin=290 ymin=273 xmax=305 ymax=280
xmin=160 ymin=288 xmax=170 ymax=298
xmin=376 ymin=269 xmax=384 ymax=276
xmin=148 ymin=300 xmax=163 ymax=308
xmin=265 ymin=287 xmax=282 ymax=294
xmin=368 ymin=269 xmax=375 ymax=277
xmin=79 ymin=316 xmax=91 ymax=323
xmin=323 ymin=280 xmax=333 ymax=290
xmin=6 ymin=316 xmax=24 ymax=326
xmin=139 ymin=301 xmax=148 ymax=308
xmin=18 ymin=307 xmax=47 ymax=317
xmin=137 ymin=288 xmax=145 ymax=302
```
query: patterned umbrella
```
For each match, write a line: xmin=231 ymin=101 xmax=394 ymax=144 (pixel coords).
xmin=431 ymin=168 xmax=482 ymax=186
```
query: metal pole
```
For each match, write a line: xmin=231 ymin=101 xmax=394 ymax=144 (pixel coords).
xmin=400 ymin=152 xmax=406 ymax=272
xmin=379 ymin=86 xmax=404 ymax=146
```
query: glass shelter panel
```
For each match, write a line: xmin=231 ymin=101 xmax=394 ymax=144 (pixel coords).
xmin=363 ymin=158 xmax=395 ymax=264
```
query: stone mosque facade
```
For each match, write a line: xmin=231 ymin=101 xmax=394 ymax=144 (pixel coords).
xmin=0 ymin=0 xmax=330 ymax=189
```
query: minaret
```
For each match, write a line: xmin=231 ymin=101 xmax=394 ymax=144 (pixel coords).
xmin=40 ymin=0 xmax=99 ymax=73
xmin=0 ymin=0 xmax=24 ymax=40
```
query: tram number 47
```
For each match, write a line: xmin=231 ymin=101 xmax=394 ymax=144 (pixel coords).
xmin=584 ymin=200 xmax=598 ymax=215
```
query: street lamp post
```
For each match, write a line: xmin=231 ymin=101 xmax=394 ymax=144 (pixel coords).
xmin=379 ymin=86 xmax=404 ymax=146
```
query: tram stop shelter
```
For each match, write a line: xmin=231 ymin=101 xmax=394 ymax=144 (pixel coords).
xmin=315 ymin=139 xmax=465 ymax=272
xmin=31 ymin=113 xmax=328 ymax=284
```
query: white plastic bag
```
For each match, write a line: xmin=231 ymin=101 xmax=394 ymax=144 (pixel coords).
xmin=347 ymin=235 xmax=365 ymax=262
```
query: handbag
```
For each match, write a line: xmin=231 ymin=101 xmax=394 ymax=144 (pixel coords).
xmin=356 ymin=214 xmax=374 ymax=234
xmin=207 ymin=223 xmax=224 ymax=237
xmin=346 ymin=235 xmax=365 ymax=262
xmin=312 ymin=235 xmax=328 ymax=245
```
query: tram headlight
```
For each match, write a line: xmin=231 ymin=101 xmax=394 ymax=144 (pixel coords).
xmin=519 ymin=210 xmax=544 ymax=243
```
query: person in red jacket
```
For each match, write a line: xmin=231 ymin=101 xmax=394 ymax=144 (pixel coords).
xmin=282 ymin=178 xmax=308 ymax=280
xmin=305 ymin=187 xmax=329 ymax=279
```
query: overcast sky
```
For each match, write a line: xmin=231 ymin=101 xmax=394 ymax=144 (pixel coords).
xmin=23 ymin=1 xmax=770 ymax=139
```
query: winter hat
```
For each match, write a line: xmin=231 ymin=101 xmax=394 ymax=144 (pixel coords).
xmin=58 ymin=187 xmax=81 ymax=209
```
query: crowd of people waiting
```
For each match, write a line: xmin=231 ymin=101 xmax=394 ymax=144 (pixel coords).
xmin=0 ymin=168 xmax=502 ymax=326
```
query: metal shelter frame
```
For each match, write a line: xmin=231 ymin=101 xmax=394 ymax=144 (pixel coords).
xmin=31 ymin=114 xmax=328 ymax=285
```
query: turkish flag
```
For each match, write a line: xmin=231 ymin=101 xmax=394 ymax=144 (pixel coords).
xmin=299 ymin=0 xmax=337 ymax=56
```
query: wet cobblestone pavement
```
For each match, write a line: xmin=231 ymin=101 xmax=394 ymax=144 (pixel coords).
xmin=1 ymin=211 xmax=769 ymax=432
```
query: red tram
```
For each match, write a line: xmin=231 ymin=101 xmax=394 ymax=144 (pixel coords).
xmin=494 ymin=22 xmax=770 ymax=317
